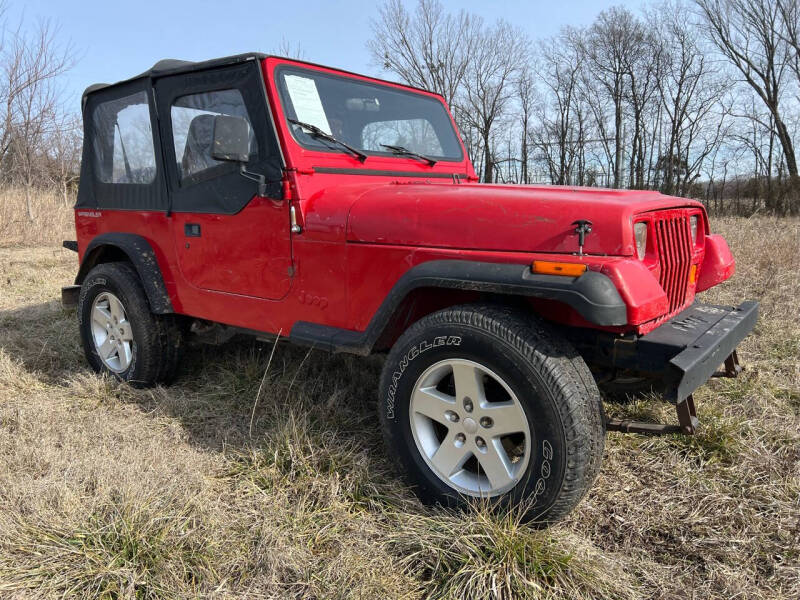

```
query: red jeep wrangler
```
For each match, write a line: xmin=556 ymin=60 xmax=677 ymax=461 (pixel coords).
xmin=62 ymin=53 xmax=757 ymax=523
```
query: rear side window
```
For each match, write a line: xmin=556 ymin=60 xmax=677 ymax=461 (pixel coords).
xmin=170 ymin=89 xmax=256 ymax=184
xmin=92 ymin=91 xmax=156 ymax=184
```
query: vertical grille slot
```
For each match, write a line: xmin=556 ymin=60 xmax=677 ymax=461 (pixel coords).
xmin=655 ymin=215 xmax=692 ymax=314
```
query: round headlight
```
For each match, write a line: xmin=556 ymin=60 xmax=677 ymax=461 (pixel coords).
xmin=634 ymin=222 xmax=648 ymax=260
xmin=689 ymin=215 xmax=698 ymax=245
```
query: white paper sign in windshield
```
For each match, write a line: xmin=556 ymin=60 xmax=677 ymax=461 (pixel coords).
xmin=284 ymin=75 xmax=331 ymax=135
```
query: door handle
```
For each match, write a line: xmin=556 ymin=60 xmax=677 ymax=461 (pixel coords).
xmin=184 ymin=223 xmax=201 ymax=237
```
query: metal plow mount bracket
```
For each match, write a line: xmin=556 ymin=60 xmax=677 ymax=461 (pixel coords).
xmin=605 ymin=352 xmax=741 ymax=436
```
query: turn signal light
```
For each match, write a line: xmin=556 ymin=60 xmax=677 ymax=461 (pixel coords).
xmin=689 ymin=264 xmax=698 ymax=284
xmin=532 ymin=261 xmax=587 ymax=277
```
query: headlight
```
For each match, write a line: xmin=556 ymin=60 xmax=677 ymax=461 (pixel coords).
xmin=634 ymin=222 xmax=648 ymax=260
xmin=689 ymin=215 xmax=698 ymax=244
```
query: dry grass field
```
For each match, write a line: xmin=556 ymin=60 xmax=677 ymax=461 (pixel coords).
xmin=0 ymin=188 xmax=74 ymax=249
xmin=0 ymin=216 xmax=797 ymax=599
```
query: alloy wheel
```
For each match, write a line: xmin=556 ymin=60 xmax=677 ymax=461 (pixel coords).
xmin=409 ymin=358 xmax=532 ymax=497
xmin=90 ymin=292 xmax=133 ymax=373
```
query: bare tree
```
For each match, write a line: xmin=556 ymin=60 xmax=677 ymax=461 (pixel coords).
xmin=695 ymin=0 xmax=797 ymax=184
xmin=583 ymin=7 xmax=649 ymax=188
xmin=777 ymin=0 xmax=800 ymax=86
xmin=651 ymin=1 xmax=729 ymax=197
xmin=363 ymin=0 xmax=800 ymax=213
xmin=622 ymin=21 xmax=659 ymax=189
xmin=460 ymin=20 xmax=529 ymax=182
xmin=46 ymin=113 xmax=81 ymax=206
xmin=0 ymin=17 xmax=74 ymax=219
xmin=367 ymin=0 xmax=477 ymax=106
xmin=517 ymin=67 xmax=534 ymax=184
xmin=532 ymin=28 xmax=586 ymax=185
xmin=273 ymin=37 xmax=307 ymax=60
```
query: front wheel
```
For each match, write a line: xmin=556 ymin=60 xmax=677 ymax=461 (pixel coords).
xmin=379 ymin=304 xmax=605 ymax=524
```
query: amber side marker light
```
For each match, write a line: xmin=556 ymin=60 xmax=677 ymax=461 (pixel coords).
xmin=532 ymin=261 xmax=588 ymax=277
xmin=689 ymin=264 xmax=698 ymax=284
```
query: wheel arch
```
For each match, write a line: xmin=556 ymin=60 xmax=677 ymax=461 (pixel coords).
xmin=75 ymin=233 xmax=174 ymax=314
xmin=289 ymin=259 xmax=627 ymax=355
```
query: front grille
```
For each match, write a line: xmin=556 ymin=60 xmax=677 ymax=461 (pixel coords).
xmin=654 ymin=214 xmax=692 ymax=314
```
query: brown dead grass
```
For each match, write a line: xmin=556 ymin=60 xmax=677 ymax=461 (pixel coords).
xmin=0 ymin=217 xmax=798 ymax=599
xmin=0 ymin=188 xmax=74 ymax=248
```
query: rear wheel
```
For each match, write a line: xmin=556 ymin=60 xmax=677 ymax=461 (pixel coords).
xmin=78 ymin=262 xmax=184 ymax=387
xmin=379 ymin=304 xmax=605 ymax=524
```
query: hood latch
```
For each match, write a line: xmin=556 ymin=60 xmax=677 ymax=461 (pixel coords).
xmin=572 ymin=220 xmax=593 ymax=255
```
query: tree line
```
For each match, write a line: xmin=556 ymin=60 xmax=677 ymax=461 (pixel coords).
xmin=4 ymin=0 xmax=800 ymax=223
xmin=0 ymin=2 xmax=78 ymax=222
xmin=369 ymin=0 xmax=800 ymax=215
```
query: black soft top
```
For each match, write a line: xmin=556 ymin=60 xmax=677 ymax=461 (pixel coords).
xmin=82 ymin=52 xmax=267 ymax=104
xmin=77 ymin=52 xmax=282 ymax=213
xmin=76 ymin=52 xmax=445 ymax=213
xmin=82 ymin=52 xmax=440 ymax=106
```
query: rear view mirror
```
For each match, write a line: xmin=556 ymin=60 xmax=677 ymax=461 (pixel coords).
xmin=211 ymin=115 xmax=251 ymax=162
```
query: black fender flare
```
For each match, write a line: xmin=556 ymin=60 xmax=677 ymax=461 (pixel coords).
xmin=290 ymin=259 xmax=627 ymax=354
xmin=75 ymin=233 xmax=173 ymax=314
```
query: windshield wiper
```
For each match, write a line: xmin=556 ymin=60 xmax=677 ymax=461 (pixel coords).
xmin=288 ymin=118 xmax=367 ymax=162
xmin=380 ymin=144 xmax=437 ymax=166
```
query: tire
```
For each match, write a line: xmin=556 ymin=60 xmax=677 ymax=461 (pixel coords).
xmin=78 ymin=262 xmax=184 ymax=388
xmin=378 ymin=304 xmax=605 ymax=524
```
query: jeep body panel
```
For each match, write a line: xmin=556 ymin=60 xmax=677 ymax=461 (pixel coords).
xmin=72 ymin=53 xmax=740 ymax=349
xmin=290 ymin=260 xmax=628 ymax=354
xmin=76 ymin=232 xmax=173 ymax=313
xmin=345 ymin=183 xmax=703 ymax=256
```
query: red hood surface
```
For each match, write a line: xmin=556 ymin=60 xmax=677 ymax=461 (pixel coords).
xmin=343 ymin=183 xmax=703 ymax=256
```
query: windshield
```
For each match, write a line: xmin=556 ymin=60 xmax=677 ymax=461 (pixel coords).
xmin=275 ymin=66 xmax=464 ymax=162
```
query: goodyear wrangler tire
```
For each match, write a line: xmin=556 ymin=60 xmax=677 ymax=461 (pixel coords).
xmin=78 ymin=262 xmax=184 ymax=388
xmin=378 ymin=304 xmax=605 ymax=524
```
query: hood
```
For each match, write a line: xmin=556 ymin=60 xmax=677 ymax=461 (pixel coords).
xmin=345 ymin=182 xmax=703 ymax=256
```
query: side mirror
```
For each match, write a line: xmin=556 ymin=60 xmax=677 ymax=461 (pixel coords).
xmin=211 ymin=114 xmax=251 ymax=162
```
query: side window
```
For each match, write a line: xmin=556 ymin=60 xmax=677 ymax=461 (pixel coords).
xmin=170 ymin=89 xmax=257 ymax=183
xmin=361 ymin=118 xmax=444 ymax=156
xmin=92 ymin=91 xmax=156 ymax=184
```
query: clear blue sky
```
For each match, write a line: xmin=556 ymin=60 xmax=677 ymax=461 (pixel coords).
xmin=8 ymin=0 xmax=643 ymax=110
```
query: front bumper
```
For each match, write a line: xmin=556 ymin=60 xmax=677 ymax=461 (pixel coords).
xmin=644 ymin=301 xmax=758 ymax=401
xmin=584 ymin=300 xmax=759 ymax=402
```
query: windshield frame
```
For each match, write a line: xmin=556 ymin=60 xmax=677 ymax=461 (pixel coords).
xmin=273 ymin=64 xmax=465 ymax=163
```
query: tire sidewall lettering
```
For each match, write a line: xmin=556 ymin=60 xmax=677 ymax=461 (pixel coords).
xmin=533 ymin=439 xmax=553 ymax=501
xmin=386 ymin=335 xmax=461 ymax=420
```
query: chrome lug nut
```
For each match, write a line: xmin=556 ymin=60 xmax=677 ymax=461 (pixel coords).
xmin=445 ymin=410 xmax=460 ymax=423
xmin=454 ymin=432 xmax=466 ymax=447
xmin=475 ymin=436 xmax=487 ymax=452
xmin=480 ymin=416 xmax=493 ymax=429
xmin=463 ymin=397 xmax=473 ymax=413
